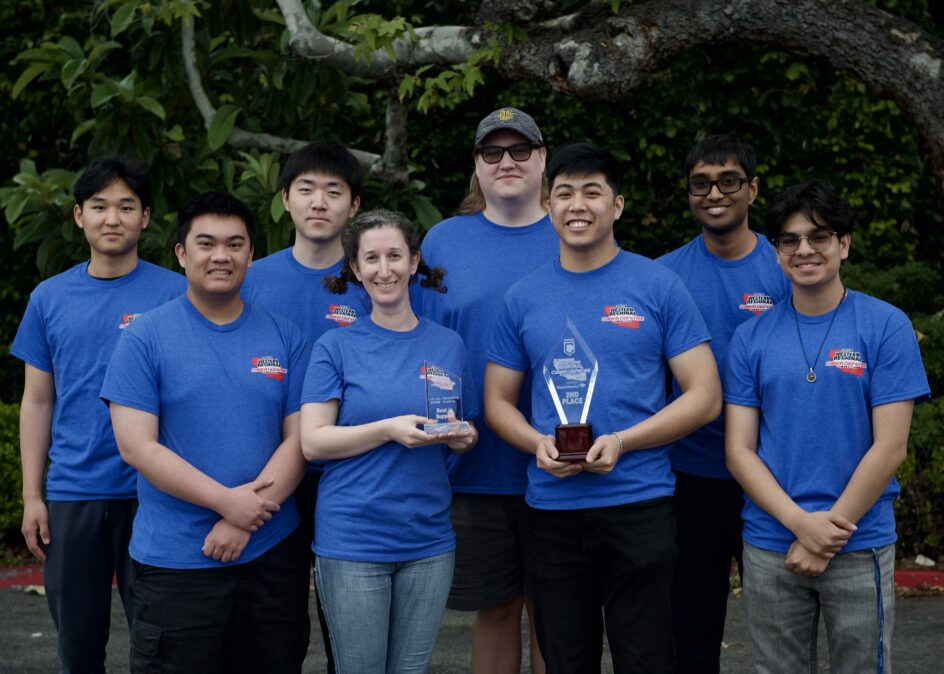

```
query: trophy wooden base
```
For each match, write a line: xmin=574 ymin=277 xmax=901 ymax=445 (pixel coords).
xmin=555 ymin=423 xmax=592 ymax=462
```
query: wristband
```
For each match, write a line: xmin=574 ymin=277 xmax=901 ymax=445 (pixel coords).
xmin=611 ymin=431 xmax=624 ymax=454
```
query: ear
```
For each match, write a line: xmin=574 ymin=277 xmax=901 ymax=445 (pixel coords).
xmin=174 ymin=242 xmax=187 ymax=270
xmin=348 ymin=195 xmax=361 ymax=220
xmin=839 ymin=233 xmax=851 ymax=261
xmin=349 ymin=258 xmax=362 ymax=282
xmin=613 ymin=194 xmax=625 ymax=220
xmin=281 ymin=189 xmax=290 ymax=211
xmin=141 ymin=207 xmax=151 ymax=230
xmin=747 ymin=177 xmax=759 ymax=205
xmin=73 ymin=204 xmax=84 ymax=229
xmin=410 ymin=251 xmax=420 ymax=276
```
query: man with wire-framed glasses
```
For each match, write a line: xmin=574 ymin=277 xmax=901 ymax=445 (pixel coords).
xmin=657 ymin=135 xmax=790 ymax=673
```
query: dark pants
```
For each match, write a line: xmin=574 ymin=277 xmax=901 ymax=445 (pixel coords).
xmin=671 ymin=471 xmax=744 ymax=674
xmin=294 ymin=471 xmax=336 ymax=674
xmin=527 ymin=498 xmax=677 ymax=674
xmin=45 ymin=498 xmax=136 ymax=674
xmin=129 ymin=528 xmax=311 ymax=674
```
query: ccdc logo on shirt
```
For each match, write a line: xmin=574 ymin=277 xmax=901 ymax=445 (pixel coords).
xmin=251 ymin=356 xmax=287 ymax=380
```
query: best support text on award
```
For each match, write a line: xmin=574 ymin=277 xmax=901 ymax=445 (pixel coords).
xmin=542 ymin=318 xmax=598 ymax=461
xmin=422 ymin=361 xmax=472 ymax=434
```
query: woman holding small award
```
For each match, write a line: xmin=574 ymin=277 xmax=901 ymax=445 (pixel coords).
xmin=300 ymin=208 xmax=478 ymax=673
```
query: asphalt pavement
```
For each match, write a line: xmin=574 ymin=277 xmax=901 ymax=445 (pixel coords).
xmin=1 ymin=587 xmax=942 ymax=673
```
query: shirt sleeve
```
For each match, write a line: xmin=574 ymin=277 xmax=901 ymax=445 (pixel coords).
xmin=459 ymin=342 xmax=480 ymax=420
xmin=869 ymin=312 xmax=931 ymax=407
xmin=301 ymin=338 xmax=344 ymax=404
xmin=661 ymin=277 xmax=712 ymax=359
xmin=722 ymin=327 xmax=761 ymax=408
xmin=486 ymin=294 xmax=530 ymax=372
xmin=10 ymin=292 xmax=53 ymax=372
xmin=100 ymin=325 xmax=161 ymax=415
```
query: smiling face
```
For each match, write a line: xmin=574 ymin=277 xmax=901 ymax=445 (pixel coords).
xmin=175 ymin=214 xmax=253 ymax=301
xmin=549 ymin=171 xmax=624 ymax=260
xmin=688 ymin=159 xmax=757 ymax=236
xmin=283 ymin=170 xmax=360 ymax=246
xmin=474 ymin=129 xmax=546 ymax=206
xmin=776 ymin=211 xmax=849 ymax=294
xmin=350 ymin=225 xmax=419 ymax=313
xmin=74 ymin=178 xmax=150 ymax=261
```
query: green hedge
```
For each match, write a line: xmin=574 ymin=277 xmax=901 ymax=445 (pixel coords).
xmin=0 ymin=402 xmax=22 ymax=537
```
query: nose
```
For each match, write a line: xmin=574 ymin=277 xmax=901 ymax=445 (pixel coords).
xmin=310 ymin=189 xmax=327 ymax=209
xmin=211 ymin=245 xmax=231 ymax=261
xmin=707 ymin=182 xmax=725 ymax=200
xmin=569 ymin=194 xmax=587 ymax=211
xmin=794 ymin=235 xmax=816 ymax=255
xmin=104 ymin=206 xmax=121 ymax=225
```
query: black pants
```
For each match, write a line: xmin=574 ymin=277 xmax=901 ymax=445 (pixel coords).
xmin=129 ymin=528 xmax=310 ymax=674
xmin=527 ymin=498 xmax=677 ymax=674
xmin=671 ymin=471 xmax=744 ymax=674
xmin=45 ymin=498 xmax=136 ymax=674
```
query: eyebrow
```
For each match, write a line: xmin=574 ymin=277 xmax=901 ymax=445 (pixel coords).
xmin=552 ymin=181 xmax=606 ymax=191
xmin=88 ymin=196 xmax=139 ymax=204
xmin=688 ymin=170 xmax=746 ymax=179
xmin=193 ymin=233 xmax=247 ymax=243
xmin=295 ymin=178 xmax=344 ymax=188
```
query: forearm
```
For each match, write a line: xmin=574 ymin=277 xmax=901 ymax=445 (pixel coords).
xmin=619 ymin=381 xmax=721 ymax=453
xmin=302 ymin=418 xmax=394 ymax=461
xmin=832 ymin=442 xmax=907 ymax=525
xmin=726 ymin=442 xmax=806 ymax=532
xmin=253 ymin=435 xmax=306 ymax=504
xmin=485 ymin=398 xmax=546 ymax=455
xmin=19 ymin=399 xmax=53 ymax=501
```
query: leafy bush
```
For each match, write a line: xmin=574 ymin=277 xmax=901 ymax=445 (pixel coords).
xmin=0 ymin=403 xmax=22 ymax=538
xmin=896 ymin=396 xmax=944 ymax=559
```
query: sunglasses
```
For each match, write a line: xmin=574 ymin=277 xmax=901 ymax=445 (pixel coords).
xmin=475 ymin=143 xmax=541 ymax=164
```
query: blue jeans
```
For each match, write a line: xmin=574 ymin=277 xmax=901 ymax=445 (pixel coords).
xmin=316 ymin=551 xmax=454 ymax=674
xmin=743 ymin=542 xmax=895 ymax=674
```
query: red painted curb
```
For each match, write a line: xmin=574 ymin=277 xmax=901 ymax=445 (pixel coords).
xmin=894 ymin=569 xmax=944 ymax=589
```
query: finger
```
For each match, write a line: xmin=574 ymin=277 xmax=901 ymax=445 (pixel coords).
xmin=262 ymin=499 xmax=280 ymax=513
xmin=249 ymin=476 xmax=276 ymax=492
xmin=828 ymin=513 xmax=858 ymax=532
xmin=39 ymin=519 xmax=51 ymax=546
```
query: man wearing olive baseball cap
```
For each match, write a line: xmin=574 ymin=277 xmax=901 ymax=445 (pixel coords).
xmin=418 ymin=107 xmax=556 ymax=673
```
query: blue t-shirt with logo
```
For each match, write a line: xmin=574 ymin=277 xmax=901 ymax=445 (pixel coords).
xmin=100 ymin=296 xmax=307 ymax=569
xmin=302 ymin=317 xmax=478 ymax=562
xmin=11 ymin=261 xmax=184 ymax=500
xmin=487 ymin=252 xmax=711 ymax=510
xmin=243 ymin=247 xmax=371 ymax=475
xmin=657 ymin=232 xmax=790 ymax=478
xmin=724 ymin=290 xmax=930 ymax=553
xmin=420 ymin=212 xmax=559 ymax=495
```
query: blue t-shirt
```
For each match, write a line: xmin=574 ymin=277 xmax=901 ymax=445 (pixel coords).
xmin=302 ymin=317 xmax=478 ymax=562
xmin=11 ymin=261 xmax=184 ymax=500
xmin=420 ymin=212 xmax=559 ymax=495
xmin=657 ymin=232 xmax=790 ymax=478
xmin=724 ymin=290 xmax=930 ymax=553
xmin=243 ymin=248 xmax=371 ymax=336
xmin=488 ymin=252 xmax=711 ymax=510
xmin=100 ymin=296 xmax=308 ymax=569
xmin=243 ymin=247 xmax=371 ymax=475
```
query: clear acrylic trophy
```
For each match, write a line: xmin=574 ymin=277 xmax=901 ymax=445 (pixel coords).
xmin=422 ymin=361 xmax=472 ymax=434
xmin=542 ymin=317 xmax=598 ymax=461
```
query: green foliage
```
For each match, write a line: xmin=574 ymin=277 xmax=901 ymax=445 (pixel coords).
xmin=896 ymin=396 xmax=944 ymax=558
xmin=0 ymin=403 xmax=22 ymax=538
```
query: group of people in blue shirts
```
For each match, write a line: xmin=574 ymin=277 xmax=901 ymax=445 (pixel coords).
xmin=13 ymin=106 xmax=929 ymax=674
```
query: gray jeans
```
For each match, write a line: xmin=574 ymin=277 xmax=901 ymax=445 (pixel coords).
xmin=742 ymin=542 xmax=894 ymax=674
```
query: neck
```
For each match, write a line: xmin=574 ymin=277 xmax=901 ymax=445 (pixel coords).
xmin=87 ymin=251 xmax=138 ymax=279
xmin=370 ymin=302 xmax=419 ymax=331
xmin=292 ymin=236 xmax=343 ymax=269
xmin=702 ymin=224 xmax=756 ymax=260
xmin=482 ymin=198 xmax=546 ymax=228
xmin=559 ymin=240 xmax=619 ymax=273
xmin=186 ymin=288 xmax=245 ymax=325
xmin=791 ymin=277 xmax=846 ymax=316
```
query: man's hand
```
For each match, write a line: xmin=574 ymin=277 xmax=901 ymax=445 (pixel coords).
xmin=536 ymin=435 xmax=583 ymax=478
xmin=218 ymin=477 xmax=280 ymax=531
xmin=202 ymin=519 xmax=251 ymax=563
xmin=21 ymin=497 xmax=50 ymax=561
xmin=785 ymin=540 xmax=831 ymax=577
xmin=791 ymin=510 xmax=856 ymax=558
xmin=582 ymin=434 xmax=621 ymax=474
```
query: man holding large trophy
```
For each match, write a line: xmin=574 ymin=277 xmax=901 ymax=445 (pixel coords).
xmin=485 ymin=142 xmax=722 ymax=673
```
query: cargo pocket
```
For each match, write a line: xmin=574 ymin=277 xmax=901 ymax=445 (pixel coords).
xmin=130 ymin=619 xmax=162 ymax=673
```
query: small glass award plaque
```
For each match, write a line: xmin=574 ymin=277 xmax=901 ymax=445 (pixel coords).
xmin=422 ymin=361 xmax=472 ymax=434
xmin=542 ymin=318 xmax=598 ymax=461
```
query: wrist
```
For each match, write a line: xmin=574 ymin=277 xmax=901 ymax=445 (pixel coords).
xmin=611 ymin=431 xmax=624 ymax=454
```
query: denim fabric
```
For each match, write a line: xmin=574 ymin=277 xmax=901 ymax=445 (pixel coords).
xmin=743 ymin=542 xmax=895 ymax=674
xmin=45 ymin=499 xmax=136 ymax=674
xmin=316 ymin=551 xmax=454 ymax=674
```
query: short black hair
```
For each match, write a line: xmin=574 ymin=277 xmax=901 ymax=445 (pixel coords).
xmin=279 ymin=140 xmax=363 ymax=199
xmin=764 ymin=179 xmax=855 ymax=240
xmin=74 ymin=156 xmax=151 ymax=210
xmin=685 ymin=135 xmax=757 ymax=179
xmin=546 ymin=142 xmax=622 ymax=196
xmin=176 ymin=191 xmax=256 ymax=247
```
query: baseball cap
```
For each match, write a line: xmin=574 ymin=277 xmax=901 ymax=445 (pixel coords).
xmin=474 ymin=107 xmax=543 ymax=147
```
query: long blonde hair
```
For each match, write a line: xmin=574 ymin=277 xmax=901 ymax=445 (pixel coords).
xmin=455 ymin=172 xmax=549 ymax=215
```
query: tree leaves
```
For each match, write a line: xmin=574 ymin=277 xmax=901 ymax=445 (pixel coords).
xmin=207 ymin=105 xmax=240 ymax=150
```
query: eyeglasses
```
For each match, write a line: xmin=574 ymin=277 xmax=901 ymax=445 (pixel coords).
xmin=475 ymin=143 xmax=540 ymax=164
xmin=687 ymin=176 xmax=752 ymax=196
xmin=774 ymin=230 xmax=838 ymax=255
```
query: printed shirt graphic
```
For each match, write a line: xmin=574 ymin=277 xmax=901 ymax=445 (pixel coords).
xmin=326 ymin=303 xmax=358 ymax=326
xmin=602 ymin=304 xmax=646 ymax=328
xmin=251 ymin=356 xmax=288 ymax=380
xmin=723 ymin=290 xmax=930 ymax=553
xmin=825 ymin=348 xmax=868 ymax=376
xmin=656 ymin=232 xmax=791 ymax=478
xmin=120 ymin=313 xmax=143 ymax=329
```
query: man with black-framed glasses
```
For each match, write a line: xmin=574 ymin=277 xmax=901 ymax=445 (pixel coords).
xmin=724 ymin=179 xmax=928 ymax=673
xmin=657 ymin=135 xmax=790 ymax=673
